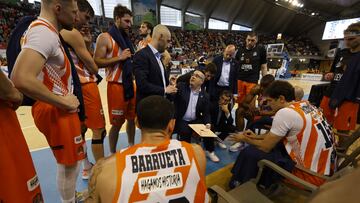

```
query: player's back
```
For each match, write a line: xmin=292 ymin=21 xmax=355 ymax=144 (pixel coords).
xmin=113 ymin=139 xmax=209 ymax=203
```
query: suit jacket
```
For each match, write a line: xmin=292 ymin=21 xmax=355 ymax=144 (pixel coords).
xmin=174 ymin=82 xmax=211 ymax=124
xmin=212 ymin=55 xmax=238 ymax=95
xmin=210 ymin=102 xmax=234 ymax=129
xmin=133 ymin=45 xmax=169 ymax=104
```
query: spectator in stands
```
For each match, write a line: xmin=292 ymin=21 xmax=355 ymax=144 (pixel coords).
xmin=229 ymin=81 xmax=336 ymax=189
xmin=235 ymin=32 xmax=268 ymax=104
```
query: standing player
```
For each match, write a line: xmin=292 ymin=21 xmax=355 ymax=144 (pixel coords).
xmin=60 ymin=0 xmax=106 ymax=179
xmin=0 ymin=71 xmax=43 ymax=202
xmin=86 ymin=96 xmax=209 ymax=202
xmin=320 ymin=22 xmax=360 ymax=139
xmin=94 ymin=4 xmax=136 ymax=153
xmin=235 ymin=32 xmax=268 ymax=103
xmin=137 ymin=21 xmax=153 ymax=51
xmin=11 ymin=0 xmax=84 ymax=202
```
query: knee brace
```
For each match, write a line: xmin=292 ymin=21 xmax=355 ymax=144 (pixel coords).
xmin=91 ymin=129 xmax=106 ymax=144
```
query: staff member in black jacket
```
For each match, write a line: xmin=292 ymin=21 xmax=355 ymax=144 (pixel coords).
xmin=212 ymin=45 xmax=237 ymax=102
xmin=133 ymin=24 xmax=177 ymax=105
xmin=174 ymin=70 xmax=220 ymax=162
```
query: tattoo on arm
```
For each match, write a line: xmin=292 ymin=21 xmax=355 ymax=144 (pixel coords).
xmin=86 ymin=159 xmax=105 ymax=202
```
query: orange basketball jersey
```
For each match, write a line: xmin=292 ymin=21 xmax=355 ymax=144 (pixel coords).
xmin=105 ymin=33 xmax=125 ymax=83
xmin=70 ymin=50 xmax=97 ymax=84
xmin=112 ymin=139 xmax=209 ymax=203
xmin=284 ymin=101 xmax=336 ymax=177
xmin=23 ymin=19 xmax=73 ymax=96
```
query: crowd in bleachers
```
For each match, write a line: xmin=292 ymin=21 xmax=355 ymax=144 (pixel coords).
xmin=171 ymin=29 xmax=321 ymax=61
xmin=0 ymin=1 xmax=320 ymax=62
xmin=0 ymin=2 xmax=40 ymax=49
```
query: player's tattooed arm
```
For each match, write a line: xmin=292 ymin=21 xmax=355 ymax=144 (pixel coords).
xmin=85 ymin=159 xmax=105 ymax=203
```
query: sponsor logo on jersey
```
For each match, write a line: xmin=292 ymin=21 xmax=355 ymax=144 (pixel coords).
xmin=138 ymin=172 xmax=183 ymax=194
xmin=27 ymin=175 xmax=40 ymax=192
xmin=112 ymin=110 xmax=124 ymax=116
xmin=74 ymin=135 xmax=83 ymax=144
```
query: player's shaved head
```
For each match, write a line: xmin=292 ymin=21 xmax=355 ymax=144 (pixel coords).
xmin=152 ymin=24 xmax=170 ymax=39
xmin=223 ymin=44 xmax=236 ymax=61
xmin=150 ymin=24 xmax=171 ymax=53
xmin=294 ymin=86 xmax=304 ymax=101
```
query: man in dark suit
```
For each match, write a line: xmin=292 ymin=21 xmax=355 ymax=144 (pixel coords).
xmin=210 ymin=90 xmax=237 ymax=148
xmin=133 ymin=24 xmax=177 ymax=105
xmin=176 ymin=62 xmax=217 ymax=93
xmin=174 ymin=70 xmax=220 ymax=162
xmin=212 ymin=44 xmax=237 ymax=102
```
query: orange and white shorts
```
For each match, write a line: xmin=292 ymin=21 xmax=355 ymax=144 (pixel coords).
xmin=0 ymin=102 xmax=43 ymax=202
xmin=32 ymin=101 xmax=85 ymax=165
xmin=107 ymin=82 xmax=136 ymax=127
xmin=82 ymin=82 xmax=105 ymax=129
xmin=237 ymin=80 xmax=257 ymax=103
xmin=320 ymin=96 xmax=359 ymax=131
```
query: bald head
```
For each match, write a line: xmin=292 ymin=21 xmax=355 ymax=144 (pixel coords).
xmin=294 ymin=86 xmax=304 ymax=101
xmin=151 ymin=24 xmax=171 ymax=53
xmin=223 ymin=44 xmax=236 ymax=61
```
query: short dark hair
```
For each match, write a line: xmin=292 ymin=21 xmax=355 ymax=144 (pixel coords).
xmin=344 ymin=22 xmax=360 ymax=33
xmin=204 ymin=62 xmax=217 ymax=75
xmin=113 ymin=4 xmax=132 ymax=20
xmin=142 ymin=21 xmax=153 ymax=36
xmin=247 ymin=32 xmax=258 ymax=38
xmin=260 ymin=74 xmax=275 ymax=89
xmin=137 ymin=96 xmax=174 ymax=130
xmin=77 ymin=0 xmax=94 ymax=17
xmin=220 ymin=90 xmax=233 ymax=98
xmin=264 ymin=80 xmax=295 ymax=102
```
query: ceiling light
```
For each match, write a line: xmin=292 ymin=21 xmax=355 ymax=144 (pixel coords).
xmin=311 ymin=12 xmax=315 ymax=15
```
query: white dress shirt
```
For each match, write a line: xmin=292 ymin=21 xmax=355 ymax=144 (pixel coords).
xmin=217 ymin=60 xmax=231 ymax=87
xmin=183 ymin=88 xmax=201 ymax=122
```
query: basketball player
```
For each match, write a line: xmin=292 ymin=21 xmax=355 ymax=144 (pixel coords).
xmin=86 ymin=96 xmax=209 ymax=202
xmin=137 ymin=21 xmax=153 ymax=51
xmin=229 ymin=81 xmax=336 ymax=188
xmin=11 ymin=0 xmax=84 ymax=202
xmin=235 ymin=32 xmax=268 ymax=103
xmin=0 ymin=71 xmax=43 ymax=202
xmin=320 ymin=22 xmax=360 ymax=136
xmin=61 ymin=0 xmax=106 ymax=179
xmin=94 ymin=4 xmax=136 ymax=153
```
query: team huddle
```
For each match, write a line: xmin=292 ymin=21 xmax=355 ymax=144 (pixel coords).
xmin=0 ymin=0 xmax=359 ymax=202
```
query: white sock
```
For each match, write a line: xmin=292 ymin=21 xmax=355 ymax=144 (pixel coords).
xmin=82 ymin=142 xmax=92 ymax=170
xmin=57 ymin=161 xmax=81 ymax=203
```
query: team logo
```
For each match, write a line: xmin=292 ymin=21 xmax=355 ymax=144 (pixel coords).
xmin=245 ymin=58 xmax=250 ymax=63
xmin=74 ymin=135 xmax=83 ymax=144
xmin=27 ymin=175 xmax=40 ymax=192
xmin=112 ymin=109 xmax=124 ymax=116
xmin=253 ymin=52 xmax=257 ymax=56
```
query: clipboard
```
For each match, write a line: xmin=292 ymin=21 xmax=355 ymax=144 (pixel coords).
xmin=188 ymin=124 xmax=217 ymax=137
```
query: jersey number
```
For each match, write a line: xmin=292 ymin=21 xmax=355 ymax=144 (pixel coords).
xmin=316 ymin=120 xmax=333 ymax=148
